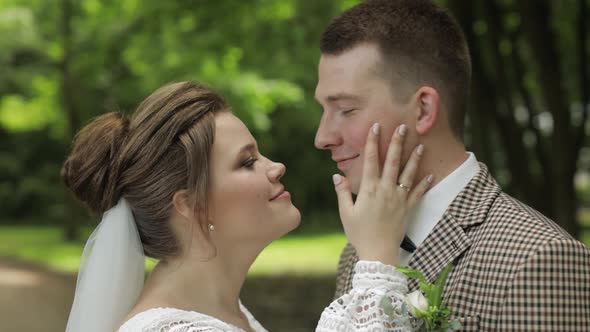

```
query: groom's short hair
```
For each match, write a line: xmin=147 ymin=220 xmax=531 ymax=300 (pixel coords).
xmin=320 ymin=0 xmax=471 ymax=140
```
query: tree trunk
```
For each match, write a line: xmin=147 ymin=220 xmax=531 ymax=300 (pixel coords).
xmin=482 ymin=0 xmax=556 ymax=215
xmin=575 ymin=0 xmax=589 ymax=159
xmin=449 ymin=0 xmax=582 ymax=239
xmin=449 ymin=1 xmax=496 ymax=171
xmin=517 ymin=0 xmax=579 ymax=238
xmin=60 ymin=0 xmax=81 ymax=242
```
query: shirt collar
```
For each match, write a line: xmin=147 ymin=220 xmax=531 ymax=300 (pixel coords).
xmin=405 ymin=152 xmax=480 ymax=248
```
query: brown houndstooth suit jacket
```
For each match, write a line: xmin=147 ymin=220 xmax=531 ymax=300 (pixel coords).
xmin=334 ymin=164 xmax=590 ymax=331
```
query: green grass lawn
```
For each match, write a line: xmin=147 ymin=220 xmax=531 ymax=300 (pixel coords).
xmin=0 ymin=226 xmax=347 ymax=276
xmin=1 ymin=218 xmax=589 ymax=277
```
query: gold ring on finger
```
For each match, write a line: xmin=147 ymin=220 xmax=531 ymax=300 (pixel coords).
xmin=397 ymin=183 xmax=411 ymax=192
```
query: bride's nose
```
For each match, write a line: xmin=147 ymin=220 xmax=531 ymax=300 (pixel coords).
xmin=267 ymin=161 xmax=286 ymax=182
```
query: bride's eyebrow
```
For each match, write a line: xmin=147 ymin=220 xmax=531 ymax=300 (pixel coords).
xmin=234 ymin=142 xmax=258 ymax=159
xmin=238 ymin=142 xmax=257 ymax=154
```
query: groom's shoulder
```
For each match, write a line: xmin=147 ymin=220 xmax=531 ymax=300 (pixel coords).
xmin=459 ymin=190 xmax=590 ymax=294
xmin=467 ymin=163 xmax=574 ymax=244
xmin=474 ymin=190 xmax=582 ymax=254
xmin=490 ymin=192 xmax=572 ymax=238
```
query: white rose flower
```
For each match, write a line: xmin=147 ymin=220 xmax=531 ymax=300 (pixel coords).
xmin=405 ymin=290 xmax=428 ymax=317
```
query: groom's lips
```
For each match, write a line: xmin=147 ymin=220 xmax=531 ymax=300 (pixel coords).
xmin=334 ymin=155 xmax=360 ymax=171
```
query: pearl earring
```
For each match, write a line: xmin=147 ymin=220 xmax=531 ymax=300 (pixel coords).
xmin=208 ymin=224 xmax=215 ymax=231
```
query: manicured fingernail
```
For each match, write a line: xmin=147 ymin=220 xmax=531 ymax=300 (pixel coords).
xmin=398 ymin=124 xmax=407 ymax=136
xmin=427 ymin=174 xmax=434 ymax=183
xmin=372 ymin=123 xmax=380 ymax=135
xmin=417 ymin=144 xmax=424 ymax=156
xmin=333 ymin=174 xmax=342 ymax=185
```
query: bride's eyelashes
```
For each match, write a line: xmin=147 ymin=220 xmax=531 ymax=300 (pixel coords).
xmin=241 ymin=157 xmax=258 ymax=169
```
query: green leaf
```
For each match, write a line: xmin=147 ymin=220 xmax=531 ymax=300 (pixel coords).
xmin=449 ymin=319 xmax=462 ymax=331
xmin=419 ymin=280 xmax=435 ymax=302
xmin=396 ymin=265 xmax=428 ymax=283
xmin=431 ymin=264 xmax=454 ymax=307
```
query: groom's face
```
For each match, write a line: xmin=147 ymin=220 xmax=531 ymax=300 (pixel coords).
xmin=314 ymin=44 xmax=414 ymax=193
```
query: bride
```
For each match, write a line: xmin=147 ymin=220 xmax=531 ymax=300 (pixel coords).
xmin=62 ymin=81 xmax=432 ymax=332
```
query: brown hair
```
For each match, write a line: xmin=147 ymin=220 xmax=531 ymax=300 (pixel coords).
xmin=320 ymin=0 xmax=471 ymax=139
xmin=61 ymin=81 xmax=228 ymax=259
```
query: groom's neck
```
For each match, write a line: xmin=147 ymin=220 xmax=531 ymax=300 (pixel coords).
xmin=417 ymin=139 xmax=468 ymax=188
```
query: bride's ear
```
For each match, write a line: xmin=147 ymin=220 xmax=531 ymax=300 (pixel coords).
xmin=172 ymin=190 xmax=217 ymax=260
xmin=172 ymin=190 xmax=193 ymax=221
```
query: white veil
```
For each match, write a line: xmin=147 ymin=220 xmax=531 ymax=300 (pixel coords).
xmin=65 ymin=199 xmax=145 ymax=332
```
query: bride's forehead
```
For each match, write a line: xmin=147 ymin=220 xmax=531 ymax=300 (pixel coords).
xmin=215 ymin=113 xmax=247 ymax=132
xmin=213 ymin=113 xmax=255 ymax=146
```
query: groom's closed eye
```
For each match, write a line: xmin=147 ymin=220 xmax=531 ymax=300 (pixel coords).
xmin=340 ymin=109 xmax=357 ymax=116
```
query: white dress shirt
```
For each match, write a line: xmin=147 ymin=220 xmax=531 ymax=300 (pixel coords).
xmin=399 ymin=152 xmax=480 ymax=265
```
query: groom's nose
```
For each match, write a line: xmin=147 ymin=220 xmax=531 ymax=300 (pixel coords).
xmin=315 ymin=113 xmax=341 ymax=150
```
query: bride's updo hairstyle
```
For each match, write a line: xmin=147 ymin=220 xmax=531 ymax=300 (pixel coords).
xmin=61 ymin=81 xmax=228 ymax=259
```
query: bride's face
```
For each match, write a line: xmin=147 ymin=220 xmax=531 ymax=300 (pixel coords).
xmin=207 ymin=113 xmax=300 ymax=249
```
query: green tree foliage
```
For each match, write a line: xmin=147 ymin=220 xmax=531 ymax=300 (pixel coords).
xmin=0 ymin=0 xmax=588 ymax=240
xmin=0 ymin=0 xmax=355 ymax=239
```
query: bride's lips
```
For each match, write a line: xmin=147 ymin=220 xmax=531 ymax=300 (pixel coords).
xmin=334 ymin=155 xmax=360 ymax=171
xmin=270 ymin=186 xmax=291 ymax=201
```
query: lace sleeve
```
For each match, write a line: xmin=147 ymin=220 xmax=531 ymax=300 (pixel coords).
xmin=165 ymin=321 xmax=225 ymax=332
xmin=316 ymin=261 xmax=414 ymax=332
xmin=117 ymin=307 xmax=261 ymax=332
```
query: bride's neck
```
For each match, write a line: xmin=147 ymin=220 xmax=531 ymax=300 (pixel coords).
xmin=142 ymin=244 xmax=259 ymax=316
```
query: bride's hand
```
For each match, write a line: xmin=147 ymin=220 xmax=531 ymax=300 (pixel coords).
xmin=333 ymin=123 xmax=433 ymax=265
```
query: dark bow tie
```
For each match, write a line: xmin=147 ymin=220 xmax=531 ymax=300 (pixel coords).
xmin=400 ymin=235 xmax=416 ymax=253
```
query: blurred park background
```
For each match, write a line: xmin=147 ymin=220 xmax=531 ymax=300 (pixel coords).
xmin=0 ymin=0 xmax=589 ymax=331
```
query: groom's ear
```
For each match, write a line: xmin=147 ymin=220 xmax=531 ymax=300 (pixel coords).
xmin=413 ymin=86 xmax=440 ymax=135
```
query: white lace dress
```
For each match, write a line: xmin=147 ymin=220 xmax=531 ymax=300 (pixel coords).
xmin=118 ymin=261 xmax=412 ymax=332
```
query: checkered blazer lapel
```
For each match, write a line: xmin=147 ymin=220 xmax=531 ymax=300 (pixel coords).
xmin=407 ymin=163 xmax=501 ymax=291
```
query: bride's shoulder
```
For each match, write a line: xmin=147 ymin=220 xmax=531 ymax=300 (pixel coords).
xmin=117 ymin=307 xmax=226 ymax=332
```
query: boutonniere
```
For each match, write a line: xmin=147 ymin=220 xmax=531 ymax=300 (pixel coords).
xmin=383 ymin=264 xmax=461 ymax=331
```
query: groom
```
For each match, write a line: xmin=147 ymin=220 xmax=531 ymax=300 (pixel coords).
xmin=314 ymin=0 xmax=590 ymax=330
